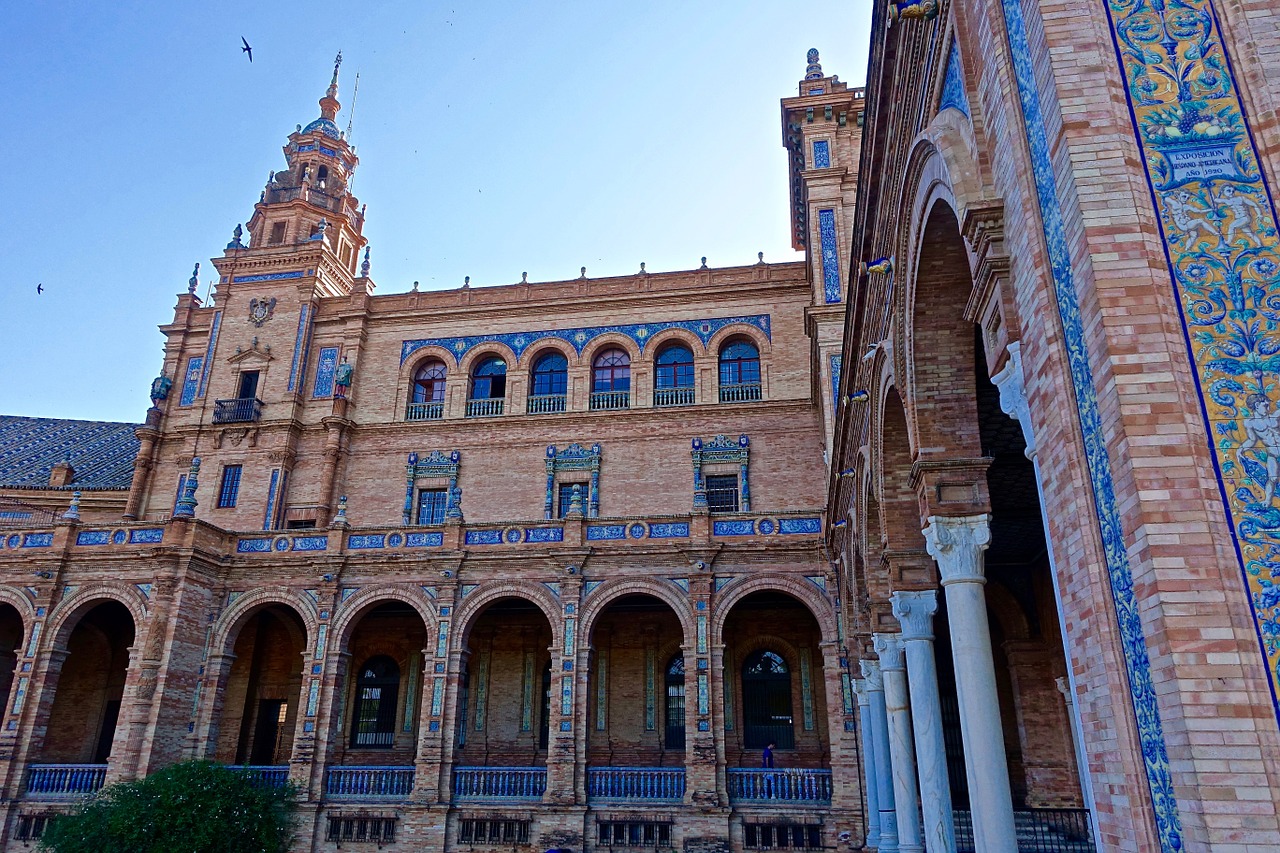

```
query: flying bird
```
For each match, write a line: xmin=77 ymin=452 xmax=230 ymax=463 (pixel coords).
xmin=241 ymin=37 xmax=253 ymax=62
xmin=36 ymin=284 xmax=43 ymax=294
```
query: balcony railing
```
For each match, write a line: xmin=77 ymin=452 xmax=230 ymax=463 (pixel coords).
xmin=527 ymin=394 xmax=567 ymax=414
xmin=213 ymin=397 xmax=264 ymax=424
xmin=465 ymin=398 xmax=505 ymax=418
xmin=726 ymin=768 xmax=831 ymax=804
xmin=233 ymin=765 xmax=291 ymax=789
xmin=590 ymin=390 xmax=630 ymax=411
xmin=587 ymin=767 xmax=685 ymax=802
xmin=452 ymin=766 xmax=546 ymax=801
xmin=26 ymin=764 xmax=108 ymax=798
xmin=954 ymin=809 xmax=1096 ymax=853
xmin=719 ymin=382 xmax=762 ymax=403
xmin=654 ymin=387 xmax=695 ymax=407
xmin=405 ymin=401 xmax=444 ymax=421
xmin=325 ymin=766 xmax=415 ymax=799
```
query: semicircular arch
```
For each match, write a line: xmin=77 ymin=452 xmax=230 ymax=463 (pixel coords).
xmin=450 ymin=581 xmax=563 ymax=652
xmin=711 ymin=575 xmax=836 ymax=647
xmin=579 ymin=578 xmax=695 ymax=647
xmin=211 ymin=588 xmax=319 ymax=658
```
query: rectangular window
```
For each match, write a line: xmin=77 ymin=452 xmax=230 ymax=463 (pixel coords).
xmin=557 ymin=482 xmax=588 ymax=518
xmin=459 ymin=819 xmax=530 ymax=845
xmin=597 ymin=822 xmax=672 ymax=848
xmin=705 ymin=475 xmax=739 ymax=514
xmin=217 ymin=465 xmax=242 ymax=508
xmin=417 ymin=488 xmax=448 ymax=525
xmin=237 ymin=370 xmax=260 ymax=400
xmin=269 ymin=221 xmax=286 ymax=244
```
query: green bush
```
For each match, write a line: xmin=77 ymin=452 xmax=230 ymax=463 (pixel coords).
xmin=40 ymin=760 xmax=297 ymax=853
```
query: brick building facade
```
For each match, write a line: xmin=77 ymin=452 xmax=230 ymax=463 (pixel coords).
xmin=5 ymin=0 xmax=1280 ymax=848
xmin=0 ymin=58 xmax=861 ymax=852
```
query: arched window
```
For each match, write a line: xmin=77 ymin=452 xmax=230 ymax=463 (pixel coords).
xmin=351 ymin=656 xmax=400 ymax=748
xmin=468 ymin=357 xmax=508 ymax=417
xmin=532 ymin=352 xmax=568 ymax=396
xmin=407 ymin=360 xmax=447 ymax=420
xmin=470 ymin=357 xmax=508 ymax=399
xmin=719 ymin=340 xmax=762 ymax=402
xmin=412 ymin=360 xmax=447 ymax=404
xmin=665 ymin=655 xmax=686 ymax=749
xmin=592 ymin=349 xmax=631 ymax=393
xmin=741 ymin=650 xmax=794 ymax=749
xmin=655 ymin=343 xmax=695 ymax=407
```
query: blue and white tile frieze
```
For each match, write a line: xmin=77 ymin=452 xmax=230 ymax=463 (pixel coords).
xmin=648 ymin=523 xmax=690 ymax=538
xmin=348 ymin=534 xmax=385 ymax=550
xmin=1005 ymin=0 xmax=1184 ymax=844
xmin=236 ymin=538 xmax=273 ymax=553
xmin=524 ymin=527 xmax=565 ymax=544
xmin=586 ymin=525 xmax=626 ymax=541
xmin=313 ymin=346 xmax=339 ymax=398
xmin=76 ymin=531 xmax=111 ymax=546
xmin=465 ymin=529 xmax=503 ymax=546
xmin=401 ymin=314 xmax=771 ymax=365
xmin=818 ymin=209 xmax=842 ymax=304
xmin=407 ymin=532 xmax=444 ymax=548
xmin=779 ymin=517 xmax=822 ymax=535
xmin=129 ymin=528 xmax=164 ymax=544
xmin=713 ymin=519 xmax=756 ymax=536
xmin=291 ymin=536 xmax=328 ymax=552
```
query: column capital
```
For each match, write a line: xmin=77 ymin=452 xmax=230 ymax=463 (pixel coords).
xmin=1055 ymin=676 xmax=1072 ymax=699
xmin=890 ymin=589 xmax=938 ymax=641
xmin=872 ymin=633 xmax=905 ymax=672
xmin=853 ymin=678 xmax=870 ymax=706
xmin=990 ymin=341 xmax=1036 ymax=458
xmin=922 ymin=514 xmax=991 ymax=585
xmin=860 ymin=658 xmax=884 ymax=691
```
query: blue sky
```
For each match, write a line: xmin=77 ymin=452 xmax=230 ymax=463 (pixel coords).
xmin=2 ymin=2 xmax=869 ymax=423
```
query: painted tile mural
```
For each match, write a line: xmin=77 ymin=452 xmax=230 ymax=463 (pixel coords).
xmin=1104 ymin=0 xmax=1280 ymax=723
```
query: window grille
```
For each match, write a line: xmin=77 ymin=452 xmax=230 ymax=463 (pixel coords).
xmin=14 ymin=814 xmax=52 ymax=842
xmin=705 ymin=474 xmax=740 ymax=514
xmin=458 ymin=818 xmax=531 ymax=844
xmin=744 ymin=824 xmax=822 ymax=850
xmin=557 ymin=482 xmax=588 ymax=518
xmin=351 ymin=656 xmax=400 ymax=748
xmin=325 ymin=815 xmax=397 ymax=844
xmin=597 ymin=821 xmax=673 ymax=848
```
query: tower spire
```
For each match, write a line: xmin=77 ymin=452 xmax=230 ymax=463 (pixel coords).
xmin=320 ymin=51 xmax=342 ymax=121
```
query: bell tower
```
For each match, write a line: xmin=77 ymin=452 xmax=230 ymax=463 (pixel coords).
xmin=780 ymin=49 xmax=866 ymax=466
xmin=212 ymin=53 xmax=369 ymax=299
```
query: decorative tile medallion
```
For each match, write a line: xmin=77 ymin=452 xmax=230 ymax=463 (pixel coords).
xmin=628 ymin=523 xmax=647 ymax=539
xmin=757 ymin=518 xmax=778 ymax=536
xmin=387 ymin=533 xmax=403 ymax=547
xmin=401 ymin=314 xmax=771 ymax=365
xmin=112 ymin=530 xmax=126 ymax=545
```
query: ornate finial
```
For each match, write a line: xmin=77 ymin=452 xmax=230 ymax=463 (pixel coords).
xmin=700 ymin=256 xmax=708 ymax=269
xmin=805 ymin=48 xmax=823 ymax=80
xmin=62 ymin=491 xmax=82 ymax=521
xmin=757 ymin=251 xmax=765 ymax=264
xmin=332 ymin=495 xmax=349 ymax=528
xmin=446 ymin=485 xmax=464 ymax=521
xmin=319 ymin=51 xmax=343 ymax=121
xmin=173 ymin=458 xmax=201 ymax=519
xmin=567 ymin=483 xmax=585 ymax=518
xmin=360 ymin=246 xmax=371 ymax=277
xmin=521 ymin=271 xmax=528 ymax=283
xmin=579 ymin=266 xmax=587 ymax=279
xmin=463 ymin=276 xmax=470 ymax=288
xmin=226 ymin=224 xmax=245 ymax=250
xmin=412 ymin=280 xmax=419 ymax=291
xmin=188 ymin=262 xmax=200 ymax=294
xmin=639 ymin=262 xmax=646 ymax=273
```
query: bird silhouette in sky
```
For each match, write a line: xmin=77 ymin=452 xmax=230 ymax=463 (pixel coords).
xmin=36 ymin=284 xmax=43 ymax=295
xmin=241 ymin=37 xmax=253 ymax=62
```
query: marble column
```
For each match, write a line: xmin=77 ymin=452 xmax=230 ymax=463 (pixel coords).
xmin=874 ymin=634 xmax=923 ymax=853
xmin=854 ymin=679 xmax=882 ymax=849
xmin=923 ymin=515 xmax=1017 ymax=853
xmin=1057 ymin=677 xmax=1088 ymax=805
xmin=891 ymin=590 xmax=956 ymax=853
xmin=992 ymin=342 xmax=1099 ymax=826
xmin=860 ymin=660 xmax=899 ymax=853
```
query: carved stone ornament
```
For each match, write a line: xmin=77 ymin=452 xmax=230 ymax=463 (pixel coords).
xmin=249 ymin=296 xmax=278 ymax=327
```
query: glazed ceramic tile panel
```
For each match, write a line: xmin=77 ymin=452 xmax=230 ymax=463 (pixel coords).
xmin=1102 ymin=0 xmax=1280 ymax=732
xmin=999 ymin=0 xmax=1185 ymax=845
